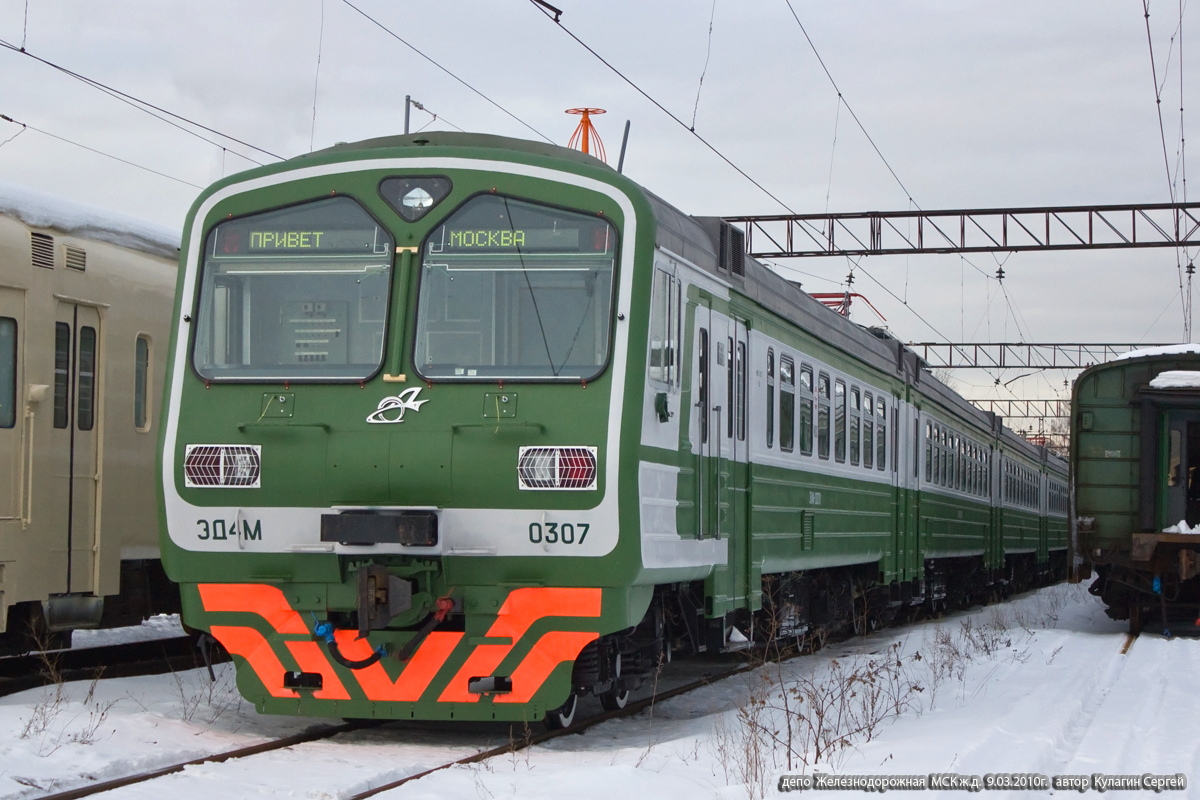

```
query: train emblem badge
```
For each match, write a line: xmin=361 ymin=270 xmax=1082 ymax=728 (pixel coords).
xmin=366 ymin=387 xmax=429 ymax=424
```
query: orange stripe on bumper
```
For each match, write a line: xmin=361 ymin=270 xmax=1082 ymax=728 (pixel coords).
xmin=495 ymin=630 xmax=598 ymax=704
xmin=199 ymin=584 xmax=308 ymax=633
xmin=439 ymin=587 xmax=602 ymax=704
xmin=334 ymin=630 xmax=464 ymax=702
xmin=209 ymin=625 xmax=297 ymax=699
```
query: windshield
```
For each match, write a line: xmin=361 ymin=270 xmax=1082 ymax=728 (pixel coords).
xmin=192 ymin=196 xmax=394 ymax=381
xmin=413 ymin=194 xmax=617 ymax=381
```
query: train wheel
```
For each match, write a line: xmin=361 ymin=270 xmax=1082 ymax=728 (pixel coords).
xmin=600 ymin=654 xmax=629 ymax=711
xmin=544 ymin=693 xmax=578 ymax=730
xmin=601 ymin=684 xmax=629 ymax=711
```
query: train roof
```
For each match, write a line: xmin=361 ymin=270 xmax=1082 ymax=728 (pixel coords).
xmin=0 ymin=180 xmax=181 ymax=260
xmin=306 ymin=131 xmax=609 ymax=170
xmin=300 ymin=131 xmax=1060 ymax=470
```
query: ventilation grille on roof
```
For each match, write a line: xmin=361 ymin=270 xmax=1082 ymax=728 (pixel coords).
xmin=717 ymin=223 xmax=728 ymax=272
xmin=31 ymin=233 xmax=54 ymax=269
xmin=65 ymin=246 xmax=86 ymax=271
xmin=730 ymin=227 xmax=745 ymax=276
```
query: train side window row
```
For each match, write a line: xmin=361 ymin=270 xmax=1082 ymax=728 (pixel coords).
xmin=1047 ymin=480 xmax=1067 ymax=515
xmin=765 ymin=349 xmax=886 ymax=471
xmin=1004 ymin=460 xmax=1040 ymax=510
xmin=924 ymin=420 xmax=989 ymax=498
xmin=0 ymin=318 xmax=153 ymax=433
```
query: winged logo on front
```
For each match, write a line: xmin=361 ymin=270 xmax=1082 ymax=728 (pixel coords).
xmin=366 ymin=387 xmax=429 ymax=424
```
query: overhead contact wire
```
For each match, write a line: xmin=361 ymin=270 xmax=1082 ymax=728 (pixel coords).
xmin=527 ymin=0 xmax=798 ymax=214
xmin=781 ymin=0 xmax=918 ymax=209
xmin=0 ymin=114 xmax=202 ymax=188
xmin=342 ymin=0 xmax=554 ymax=144
xmin=0 ymin=38 xmax=279 ymax=162
xmin=1143 ymin=1 xmax=1190 ymax=336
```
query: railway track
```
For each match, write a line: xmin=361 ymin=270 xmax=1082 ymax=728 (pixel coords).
xmin=31 ymin=658 xmax=751 ymax=800
xmin=0 ymin=636 xmax=227 ymax=699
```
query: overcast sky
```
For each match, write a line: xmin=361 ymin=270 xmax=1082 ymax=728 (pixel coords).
xmin=0 ymin=1 xmax=1194 ymax=407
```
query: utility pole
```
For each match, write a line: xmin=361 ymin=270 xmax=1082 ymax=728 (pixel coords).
xmin=404 ymin=95 xmax=411 ymax=135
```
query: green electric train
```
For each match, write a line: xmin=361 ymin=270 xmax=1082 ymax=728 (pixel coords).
xmin=159 ymin=132 xmax=1067 ymax=727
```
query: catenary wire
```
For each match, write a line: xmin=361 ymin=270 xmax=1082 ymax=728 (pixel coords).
xmin=342 ymin=0 xmax=554 ymax=144
xmin=1143 ymin=1 xmax=1190 ymax=335
xmin=310 ymin=0 xmax=326 ymax=153
xmin=0 ymin=114 xmax=202 ymax=188
xmin=527 ymin=0 xmax=798 ymax=214
xmin=781 ymin=0 xmax=918 ymax=209
xmin=690 ymin=0 xmax=719 ymax=131
xmin=0 ymin=38 xmax=276 ymax=163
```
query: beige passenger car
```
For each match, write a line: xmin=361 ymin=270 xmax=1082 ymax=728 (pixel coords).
xmin=0 ymin=182 xmax=179 ymax=651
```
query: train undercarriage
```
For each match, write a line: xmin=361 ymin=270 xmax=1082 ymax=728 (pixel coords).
xmin=555 ymin=553 xmax=1067 ymax=728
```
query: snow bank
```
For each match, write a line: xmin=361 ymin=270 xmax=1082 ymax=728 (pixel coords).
xmin=1150 ymin=370 xmax=1200 ymax=389
xmin=1112 ymin=343 xmax=1200 ymax=362
xmin=0 ymin=181 xmax=180 ymax=260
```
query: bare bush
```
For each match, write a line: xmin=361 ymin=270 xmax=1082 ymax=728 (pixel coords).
xmin=170 ymin=662 xmax=243 ymax=725
xmin=713 ymin=642 xmax=925 ymax=798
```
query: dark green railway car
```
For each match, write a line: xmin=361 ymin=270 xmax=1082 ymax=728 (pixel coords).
xmin=1072 ymin=346 xmax=1200 ymax=632
xmin=159 ymin=133 xmax=1068 ymax=726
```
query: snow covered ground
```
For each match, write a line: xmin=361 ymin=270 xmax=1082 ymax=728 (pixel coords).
xmin=0 ymin=585 xmax=1192 ymax=799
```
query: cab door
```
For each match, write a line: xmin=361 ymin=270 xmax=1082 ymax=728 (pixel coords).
xmin=695 ymin=297 xmax=721 ymax=539
xmin=726 ymin=318 xmax=750 ymax=600
xmin=53 ymin=303 xmax=101 ymax=594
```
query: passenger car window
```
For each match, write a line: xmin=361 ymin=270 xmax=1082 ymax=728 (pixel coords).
xmin=849 ymin=388 xmax=860 ymax=466
xmin=0 ymin=318 xmax=14 ymax=428
xmin=799 ymin=365 xmax=813 ymax=456
xmin=863 ymin=394 xmax=874 ymax=469
xmin=766 ymin=348 xmax=775 ymax=449
xmin=54 ymin=322 xmax=70 ymax=429
xmin=77 ymin=327 xmax=96 ymax=431
xmin=780 ymin=356 xmax=795 ymax=453
xmin=817 ymin=373 xmax=830 ymax=459
xmin=834 ymin=379 xmax=846 ymax=462
xmin=135 ymin=335 xmax=150 ymax=430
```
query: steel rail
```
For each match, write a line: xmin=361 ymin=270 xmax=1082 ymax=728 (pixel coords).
xmin=37 ymin=720 xmax=381 ymax=800
xmin=346 ymin=661 xmax=754 ymax=800
xmin=26 ymin=661 xmax=749 ymax=800
xmin=0 ymin=636 xmax=227 ymax=699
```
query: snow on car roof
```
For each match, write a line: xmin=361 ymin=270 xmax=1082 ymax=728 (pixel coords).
xmin=0 ymin=180 xmax=181 ymax=260
xmin=1149 ymin=370 xmax=1200 ymax=389
xmin=1111 ymin=343 xmax=1200 ymax=362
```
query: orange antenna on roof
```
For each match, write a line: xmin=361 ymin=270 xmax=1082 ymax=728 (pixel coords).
xmin=566 ymin=108 xmax=606 ymax=162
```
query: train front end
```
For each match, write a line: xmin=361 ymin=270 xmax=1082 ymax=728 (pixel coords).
xmin=158 ymin=134 xmax=651 ymax=722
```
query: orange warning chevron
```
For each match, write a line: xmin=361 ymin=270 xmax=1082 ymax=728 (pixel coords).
xmin=439 ymin=587 xmax=601 ymax=703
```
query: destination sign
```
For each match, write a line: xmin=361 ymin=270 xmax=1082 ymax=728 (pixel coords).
xmin=250 ymin=230 xmax=326 ymax=250
xmin=448 ymin=229 xmax=526 ymax=248
xmin=213 ymin=226 xmax=385 ymax=257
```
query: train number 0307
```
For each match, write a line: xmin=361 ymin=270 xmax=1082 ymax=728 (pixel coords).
xmin=528 ymin=522 xmax=590 ymax=545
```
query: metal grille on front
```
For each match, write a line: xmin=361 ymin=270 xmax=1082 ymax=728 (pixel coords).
xmin=184 ymin=444 xmax=262 ymax=488
xmin=517 ymin=446 xmax=598 ymax=491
